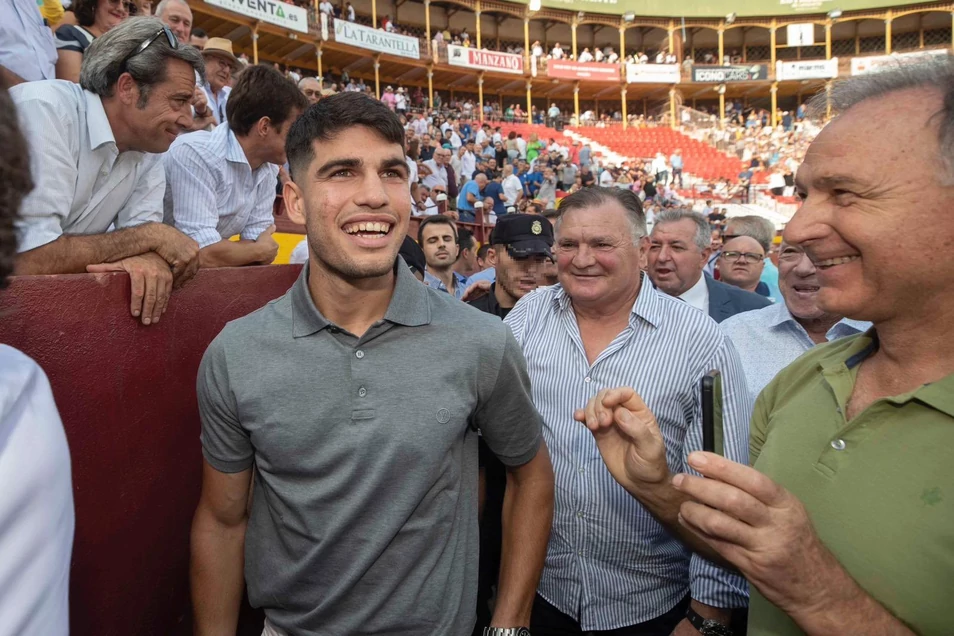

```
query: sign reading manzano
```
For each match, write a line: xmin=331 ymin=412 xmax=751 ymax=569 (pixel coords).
xmin=205 ymin=0 xmax=307 ymax=33
xmin=692 ymin=64 xmax=768 ymax=82
xmin=447 ymin=44 xmax=523 ymax=74
xmin=334 ymin=20 xmax=420 ymax=59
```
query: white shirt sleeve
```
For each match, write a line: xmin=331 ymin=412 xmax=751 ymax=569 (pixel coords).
xmin=114 ymin=155 xmax=165 ymax=230
xmin=14 ymin=93 xmax=81 ymax=253
xmin=162 ymin=143 xmax=224 ymax=248
xmin=0 ymin=346 xmax=73 ymax=636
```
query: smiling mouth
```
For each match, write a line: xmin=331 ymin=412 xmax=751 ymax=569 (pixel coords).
xmin=792 ymin=284 xmax=820 ymax=293
xmin=816 ymin=255 xmax=859 ymax=269
xmin=343 ymin=221 xmax=392 ymax=238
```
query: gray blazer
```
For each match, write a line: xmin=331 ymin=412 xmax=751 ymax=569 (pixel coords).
xmin=705 ymin=274 xmax=773 ymax=323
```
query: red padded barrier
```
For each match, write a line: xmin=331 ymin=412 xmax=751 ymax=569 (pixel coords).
xmin=0 ymin=266 xmax=302 ymax=636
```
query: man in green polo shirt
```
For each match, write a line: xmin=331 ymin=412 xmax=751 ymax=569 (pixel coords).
xmin=575 ymin=58 xmax=954 ymax=635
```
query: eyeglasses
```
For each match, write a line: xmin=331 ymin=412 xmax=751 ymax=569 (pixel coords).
xmin=119 ymin=25 xmax=178 ymax=74
xmin=108 ymin=0 xmax=138 ymax=14
xmin=720 ymin=250 xmax=764 ymax=264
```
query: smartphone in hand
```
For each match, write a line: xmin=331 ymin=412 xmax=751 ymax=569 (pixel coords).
xmin=701 ymin=370 xmax=724 ymax=456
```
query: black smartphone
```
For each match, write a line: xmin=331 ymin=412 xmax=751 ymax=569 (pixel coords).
xmin=701 ymin=370 xmax=724 ymax=456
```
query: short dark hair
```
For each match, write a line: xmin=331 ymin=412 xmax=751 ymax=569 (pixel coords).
xmin=286 ymin=91 xmax=405 ymax=182
xmin=226 ymin=64 xmax=308 ymax=136
xmin=191 ymin=27 xmax=207 ymax=38
xmin=417 ymin=215 xmax=458 ymax=244
xmin=476 ymin=243 xmax=491 ymax=261
xmin=457 ymin=227 xmax=476 ymax=251
xmin=0 ymin=88 xmax=33 ymax=286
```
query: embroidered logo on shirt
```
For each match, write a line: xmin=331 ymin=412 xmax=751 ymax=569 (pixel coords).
xmin=436 ymin=408 xmax=450 ymax=424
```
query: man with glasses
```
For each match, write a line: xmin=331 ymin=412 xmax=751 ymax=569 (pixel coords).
xmin=200 ymin=37 xmax=239 ymax=125
xmin=718 ymin=235 xmax=772 ymax=297
xmin=721 ymin=241 xmax=869 ymax=405
xmin=12 ymin=18 xmax=204 ymax=326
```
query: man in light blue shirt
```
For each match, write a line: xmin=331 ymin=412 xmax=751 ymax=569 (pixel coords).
xmin=721 ymin=240 xmax=870 ymax=404
xmin=456 ymin=173 xmax=486 ymax=223
xmin=0 ymin=0 xmax=57 ymax=86
xmin=164 ymin=65 xmax=307 ymax=267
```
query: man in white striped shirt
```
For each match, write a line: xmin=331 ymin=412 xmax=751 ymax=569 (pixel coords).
xmin=163 ymin=65 xmax=307 ymax=268
xmin=505 ymin=187 xmax=750 ymax=635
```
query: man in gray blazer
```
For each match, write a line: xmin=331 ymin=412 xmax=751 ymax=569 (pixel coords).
xmin=648 ymin=209 xmax=771 ymax=323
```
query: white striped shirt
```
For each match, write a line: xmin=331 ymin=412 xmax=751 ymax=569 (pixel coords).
xmin=162 ymin=123 xmax=278 ymax=248
xmin=505 ymin=277 xmax=750 ymax=630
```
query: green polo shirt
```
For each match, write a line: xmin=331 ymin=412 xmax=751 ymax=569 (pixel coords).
xmin=749 ymin=331 xmax=954 ymax=635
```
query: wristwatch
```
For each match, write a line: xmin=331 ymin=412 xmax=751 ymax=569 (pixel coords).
xmin=482 ymin=628 xmax=531 ymax=636
xmin=686 ymin=607 xmax=734 ymax=636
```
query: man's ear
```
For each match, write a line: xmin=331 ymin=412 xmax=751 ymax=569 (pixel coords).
xmin=256 ymin=116 xmax=273 ymax=138
xmin=114 ymin=73 xmax=140 ymax=107
xmin=283 ymin=179 xmax=306 ymax=226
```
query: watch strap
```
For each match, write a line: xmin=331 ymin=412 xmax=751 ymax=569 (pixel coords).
xmin=685 ymin=607 xmax=733 ymax=636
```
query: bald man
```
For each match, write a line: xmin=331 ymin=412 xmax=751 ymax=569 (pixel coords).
xmin=298 ymin=77 xmax=322 ymax=106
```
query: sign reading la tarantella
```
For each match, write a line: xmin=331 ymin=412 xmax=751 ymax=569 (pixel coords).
xmin=692 ymin=64 xmax=769 ymax=82
xmin=334 ymin=20 xmax=420 ymax=60
xmin=204 ymin=0 xmax=308 ymax=34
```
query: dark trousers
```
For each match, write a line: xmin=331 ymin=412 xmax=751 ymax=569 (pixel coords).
xmin=530 ymin=593 xmax=689 ymax=636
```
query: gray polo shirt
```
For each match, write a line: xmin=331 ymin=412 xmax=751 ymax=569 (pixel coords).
xmin=197 ymin=260 xmax=543 ymax=635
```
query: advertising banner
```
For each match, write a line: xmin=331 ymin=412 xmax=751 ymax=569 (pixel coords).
xmin=625 ymin=63 xmax=681 ymax=83
xmin=334 ymin=20 xmax=420 ymax=59
xmin=775 ymin=58 xmax=838 ymax=80
xmin=850 ymin=49 xmax=947 ymax=75
xmin=786 ymin=23 xmax=815 ymax=46
xmin=447 ymin=45 xmax=523 ymax=74
xmin=205 ymin=0 xmax=308 ymax=33
xmin=546 ymin=60 xmax=620 ymax=82
xmin=692 ymin=64 xmax=769 ymax=82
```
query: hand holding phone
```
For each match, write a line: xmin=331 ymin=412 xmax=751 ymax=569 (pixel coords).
xmin=701 ymin=370 xmax=724 ymax=456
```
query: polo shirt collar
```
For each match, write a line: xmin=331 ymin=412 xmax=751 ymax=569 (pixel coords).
xmin=552 ymin=273 xmax=661 ymax=329
xmin=84 ymin=90 xmax=116 ymax=151
xmin=291 ymin=258 xmax=431 ymax=337
xmin=817 ymin=329 xmax=954 ymax=418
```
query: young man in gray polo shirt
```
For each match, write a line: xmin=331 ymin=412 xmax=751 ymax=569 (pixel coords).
xmin=190 ymin=91 xmax=555 ymax=636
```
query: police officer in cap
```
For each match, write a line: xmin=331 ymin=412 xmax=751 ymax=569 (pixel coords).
xmin=468 ymin=214 xmax=554 ymax=320
xmin=469 ymin=212 xmax=554 ymax=634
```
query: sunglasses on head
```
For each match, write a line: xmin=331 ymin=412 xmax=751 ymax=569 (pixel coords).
xmin=119 ymin=25 xmax=178 ymax=74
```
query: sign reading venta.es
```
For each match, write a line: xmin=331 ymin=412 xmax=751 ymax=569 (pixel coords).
xmin=334 ymin=20 xmax=420 ymax=59
xmin=692 ymin=64 xmax=768 ymax=82
xmin=205 ymin=0 xmax=307 ymax=33
xmin=447 ymin=44 xmax=523 ymax=74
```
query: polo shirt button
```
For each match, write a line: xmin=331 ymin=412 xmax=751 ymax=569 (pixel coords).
xmin=358 ymin=387 xmax=367 ymax=397
xmin=577 ymin=511 xmax=584 ymax=518
xmin=355 ymin=350 xmax=365 ymax=359
xmin=830 ymin=438 xmax=846 ymax=451
xmin=584 ymin=377 xmax=591 ymax=383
